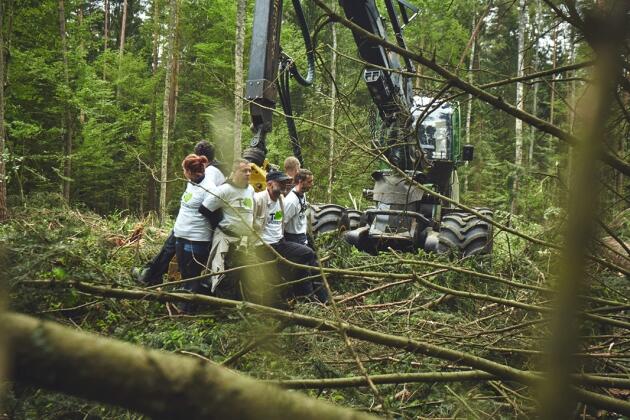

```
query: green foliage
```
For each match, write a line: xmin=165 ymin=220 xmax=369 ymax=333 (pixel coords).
xmin=0 ymin=198 xmax=544 ymax=418
xmin=1 ymin=0 xmax=628 ymax=418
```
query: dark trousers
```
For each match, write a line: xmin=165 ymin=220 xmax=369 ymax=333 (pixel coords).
xmin=175 ymin=238 xmax=211 ymax=294
xmin=259 ymin=239 xmax=328 ymax=303
xmin=143 ymin=230 xmax=177 ymax=285
xmin=284 ymin=232 xmax=308 ymax=246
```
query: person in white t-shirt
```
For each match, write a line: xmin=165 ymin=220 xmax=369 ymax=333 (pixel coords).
xmin=283 ymin=156 xmax=301 ymax=194
xmin=199 ymin=159 xmax=255 ymax=293
xmin=283 ymin=168 xmax=313 ymax=247
xmin=200 ymin=159 xmax=255 ymax=237
xmin=132 ymin=140 xmax=225 ymax=286
xmin=172 ymin=154 xmax=214 ymax=312
xmin=195 ymin=140 xmax=226 ymax=186
xmin=254 ymin=170 xmax=328 ymax=304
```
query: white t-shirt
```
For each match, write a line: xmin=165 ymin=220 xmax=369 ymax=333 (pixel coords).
xmin=283 ymin=188 xmax=308 ymax=235
xmin=205 ymin=165 xmax=226 ymax=186
xmin=173 ymin=176 xmax=215 ymax=241
xmin=256 ymin=190 xmax=284 ymax=244
xmin=202 ymin=182 xmax=255 ymax=236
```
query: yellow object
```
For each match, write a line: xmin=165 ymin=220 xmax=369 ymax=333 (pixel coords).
xmin=250 ymin=160 xmax=269 ymax=192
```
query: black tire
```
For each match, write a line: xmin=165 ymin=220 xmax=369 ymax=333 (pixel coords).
xmin=242 ymin=147 xmax=266 ymax=166
xmin=311 ymin=204 xmax=346 ymax=235
xmin=437 ymin=208 xmax=493 ymax=257
xmin=346 ymin=209 xmax=362 ymax=230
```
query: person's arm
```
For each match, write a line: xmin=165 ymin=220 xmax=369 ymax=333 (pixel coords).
xmin=199 ymin=205 xmax=223 ymax=229
xmin=200 ymin=186 xmax=224 ymax=228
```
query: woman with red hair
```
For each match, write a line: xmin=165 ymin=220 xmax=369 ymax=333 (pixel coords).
xmin=172 ymin=154 xmax=213 ymax=312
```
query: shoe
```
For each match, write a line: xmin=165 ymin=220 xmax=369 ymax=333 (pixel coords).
xmin=132 ymin=267 xmax=150 ymax=286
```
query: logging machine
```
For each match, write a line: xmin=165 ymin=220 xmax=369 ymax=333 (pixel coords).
xmin=243 ymin=0 xmax=493 ymax=257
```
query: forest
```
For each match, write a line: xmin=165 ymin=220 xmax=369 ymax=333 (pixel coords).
xmin=0 ymin=0 xmax=629 ymax=418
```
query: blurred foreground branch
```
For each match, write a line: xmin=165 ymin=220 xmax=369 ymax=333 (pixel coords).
xmin=4 ymin=312 xmax=374 ymax=420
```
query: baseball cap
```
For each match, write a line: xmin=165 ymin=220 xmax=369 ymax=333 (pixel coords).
xmin=266 ymin=171 xmax=292 ymax=182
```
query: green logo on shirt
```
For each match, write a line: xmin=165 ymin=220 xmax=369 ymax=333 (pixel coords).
xmin=183 ymin=192 xmax=193 ymax=202
xmin=242 ymin=197 xmax=253 ymax=209
xmin=274 ymin=210 xmax=283 ymax=221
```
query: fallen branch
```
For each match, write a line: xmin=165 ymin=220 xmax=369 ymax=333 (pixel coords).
xmin=4 ymin=312 xmax=375 ymax=420
xmin=271 ymin=371 xmax=630 ymax=390
xmin=15 ymin=280 xmax=630 ymax=415
xmin=412 ymin=272 xmax=630 ymax=330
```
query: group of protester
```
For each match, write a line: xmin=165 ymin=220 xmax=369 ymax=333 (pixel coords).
xmin=132 ymin=141 xmax=328 ymax=312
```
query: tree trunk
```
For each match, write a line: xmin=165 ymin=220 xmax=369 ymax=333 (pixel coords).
xmin=103 ymin=0 xmax=109 ymax=79
xmin=327 ymin=5 xmax=337 ymax=203
xmin=539 ymin=27 xmax=623 ymax=418
xmin=550 ymin=27 xmax=557 ymax=128
xmin=528 ymin=0 xmax=542 ymax=168
xmin=77 ymin=4 xmax=86 ymax=125
xmin=511 ymin=0 xmax=527 ymax=215
xmin=4 ymin=312 xmax=376 ymax=420
xmin=116 ymin=0 xmax=128 ymax=99
xmin=0 ymin=0 xmax=8 ymax=222
xmin=58 ymin=0 xmax=72 ymax=202
xmin=159 ymin=0 xmax=179 ymax=221
xmin=233 ymin=0 xmax=246 ymax=161
xmin=550 ymin=26 xmax=559 ymax=182
xmin=463 ymin=11 xmax=476 ymax=193
xmin=0 ymin=249 xmax=5 ymax=399
xmin=147 ymin=0 xmax=160 ymax=213
xmin=169 ymin=30 xmax=180 ymax=135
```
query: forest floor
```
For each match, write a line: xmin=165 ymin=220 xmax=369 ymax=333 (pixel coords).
xmin=2 ymin=193 xmax=628 ymax=419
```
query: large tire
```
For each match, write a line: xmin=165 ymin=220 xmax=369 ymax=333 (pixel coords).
xmin=345 ymin=209 xmax=362 ymax=230
xmin=437 ymin=208 xmax=493 ymax=257
xmin=310 ymin=205 xmax=365 ymax=236
xmin=311 ymin=204 xmax=346 ymax=235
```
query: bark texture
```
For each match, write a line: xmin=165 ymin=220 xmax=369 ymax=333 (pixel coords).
xmin=147 ymin=0 xmax=160 ymax=212
xmin=58 ymin=0 xmax=73 ymax=202
xmin=0 ymin=0 xmax=7 ymax=222
xmin=159 ymin=0 xmax=179 ymax=220
xmin=327 ymin=6 xmax=337 ymax=202
xmin=511 ymin=0 xmax=527 ymax=214
xmin=233 ymin=0 xmax=246 ymax=160
xmin=4 ymin=312 xmax=374 ymax=420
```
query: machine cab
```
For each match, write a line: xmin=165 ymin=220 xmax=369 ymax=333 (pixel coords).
xmin=411 ymin=96 xmax=462 ymax=162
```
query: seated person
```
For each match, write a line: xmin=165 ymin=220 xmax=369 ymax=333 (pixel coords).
xmin=132 ymin=140 xmax=223 ymax=285
xmin=172 ymin=154 xmax=214 ymax=312
xmin=254 ymin=171 xmax=328 ymax=304
xmin=199 ymin=159 xmax=255 ymax=294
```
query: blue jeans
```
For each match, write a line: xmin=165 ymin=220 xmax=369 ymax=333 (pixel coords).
xmin=175 ymin=238 xmax=211 ymax=294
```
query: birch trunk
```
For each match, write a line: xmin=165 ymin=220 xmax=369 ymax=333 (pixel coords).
xmin=550 ymin=26 xmax=559 ymax=183
xmin=159 ymin=0 xmax=179 ymax=221
xmin=511 ymin=0 xmax=527 ymax=214
xmin=528 ymin=0 xmax=542 ymax=167
xmin=327 ymin=8 xmax=337 ymax=202
xmin=147 ymin=0 xmax=160 ymax=212
xmin=58 ymin=0 xmax=72 ymax=202
xmin=116 ymin=0 xmax=128 ymax=99
xmin=233 ymin=0 xmax=246 ymax=161
xmin=463 ymin=12 xmax=476 ymax=193
xmin=103 ymin=0 xmax=109 ymax=79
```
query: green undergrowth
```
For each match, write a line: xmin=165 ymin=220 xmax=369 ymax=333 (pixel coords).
xmin=1 ymin=194 xmax=625 ymax=419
